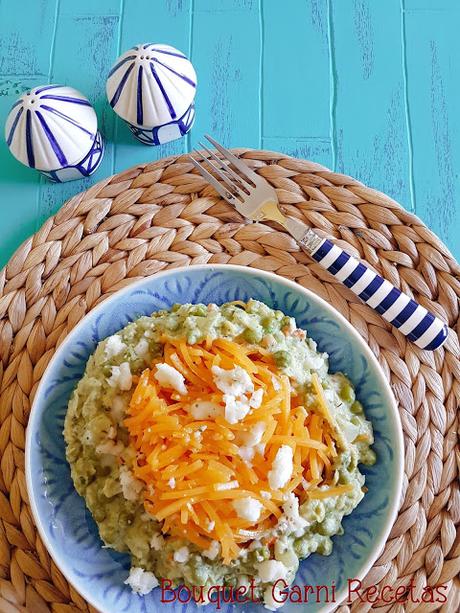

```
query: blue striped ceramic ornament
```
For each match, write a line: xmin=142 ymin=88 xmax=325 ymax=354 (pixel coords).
xmin=106 ymin=43 xmax=197 ymax=146
xmin=4 ymin=85 xmax=104 ymax=183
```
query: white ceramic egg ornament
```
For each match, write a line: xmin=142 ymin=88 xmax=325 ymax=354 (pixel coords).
xmin=106 ymin=43 xmax=197 ymax=145
xmin=5 ymin=85 xmax=104 ymax=182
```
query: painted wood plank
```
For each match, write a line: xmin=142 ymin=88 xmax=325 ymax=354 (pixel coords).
xmin=59 ymin=0 xmax=120 ymax=15
xmin=0 ymin=0 xmax=57 ymax=268
xmin=405 ymin=0 xmax=459 ymax=9
xmin=262 ymin=136 xmax=332 ymax=168
xmin=189 ymin=0 xmax=261 ymax=148
xmin=0 ymin=77 xmax=43 ymax=265
xmin=262 ymin=0 xmax=330 ymax=142
xmin=331 ymin=0 xmax=412 ymax=211
xmin=113 ymin=0 xmax=192 ymax=173
xmin=0 ymin=0 xmax=58 ymax=76
xmin=403 ymin=3 xmax=460 ymax=259
xmin=36 ymin=0 xmax=121 ymax=227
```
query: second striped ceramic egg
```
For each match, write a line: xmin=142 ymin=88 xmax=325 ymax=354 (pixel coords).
xmin=106 ymin=43 xmax=197 ymax=146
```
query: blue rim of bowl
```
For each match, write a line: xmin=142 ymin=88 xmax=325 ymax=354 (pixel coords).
xmin=25 ymin=264 xmax=405 ymax=613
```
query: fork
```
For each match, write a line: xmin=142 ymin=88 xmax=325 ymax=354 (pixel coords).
xmin=189 ymin=135 xmax=449 ymax=351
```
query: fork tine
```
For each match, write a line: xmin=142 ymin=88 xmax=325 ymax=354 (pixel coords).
xmin=199 ymin=142 xmax=253 ymax=189
xmin=195 ymin=147 xmax=246 ymax=198
xmin=204 ymin=134 xmax=260 ymax=182
xmin=189 ymin=155 xmax=238 ymax=205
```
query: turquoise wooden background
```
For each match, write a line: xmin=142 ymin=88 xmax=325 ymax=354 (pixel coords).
xmin=0 ymin=0 xmax=459 ymax=268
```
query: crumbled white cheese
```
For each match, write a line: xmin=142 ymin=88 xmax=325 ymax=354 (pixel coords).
xmin=215 ymin=480 xmax=239 ymax=491
xmin=168 ymin=477 xmax=176 ymax=489
xmin=271 ymin=376 xmax=281 ymax=391
xmin=207 ymin=520 xmax=215 ymax=532
xmin=119 ymin=466 xmax=143 ymax=502
xmin=249 ymin=388 xmax=264 ymax=409
xmin=95 ymin=439 xmax=124 ymax=455
xmin=237 ymin=574 xmax=251 ymax=588
xmin=173 ymin=546 xmax=190 ymax=563
xmin=255 ymin=442 xmax=266 ymax=456
xmin=150 ymin=534 xmax=164 ymax=550
xmin=232 ymin=497 xmax=263 ymax=522
xmin=124 ymin=567 xmax=159 ymax=595
xmin=202 ymin=540 xmax=220 ymax=560
xmin=211 ymin=365 xmax=254 ymax=396
xmin=134 ymin=338 xmax=150 ymax=358
xmin=256 ymin=559 xmax=289 ymax=583
xmin=248 ymin=539 xmax=262 ymax=551
xmin=340 ymin=419 xmax=360 ymax=443
xmin=238 ymin=446 xmax=255 ymax=463
xmin=104 ymin=335 xmax=126 ymax=359
xmin=223 ymin=394 xmax=250 ymax=424
xmin=111 ymin=396 xmax=126 ymax=423
xmin=108 ymin=362 xmax=132 ymax=390
xmin=279 ymin=492 xmax=308 ymax=536
xmin=263 ymin=585 xmax=284 ymax=611
xmin=189 ymin=400 xmax=223 ymax=420
xmin=240 ymin=421 xmax=265 ymax=447
xmin=154 ymin=363 xmax=187 ymax=395
xmin=261 ymin=490 xmax=272 ymax=500
xmin=268 ymin=445 xmax=293 ymax=490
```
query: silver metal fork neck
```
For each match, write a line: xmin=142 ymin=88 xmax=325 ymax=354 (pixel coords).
xmin=298 ymin=227 xmax=324 ymax=253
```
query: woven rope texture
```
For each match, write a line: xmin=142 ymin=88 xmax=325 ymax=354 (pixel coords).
xmin=0 ymin=150 xmax=459 ymax=613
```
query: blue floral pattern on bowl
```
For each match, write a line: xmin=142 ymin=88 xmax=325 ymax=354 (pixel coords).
xmin=26 ymin=265 xmax=404 ymax=613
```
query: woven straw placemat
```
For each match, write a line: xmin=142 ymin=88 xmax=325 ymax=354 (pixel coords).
xmin=0 ymin=150 xmax=459 ymax=613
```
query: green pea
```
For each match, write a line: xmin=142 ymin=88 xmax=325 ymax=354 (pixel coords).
xmin=261 ymin=316 xmax=277 ymax=333
xmin=294 ymin=537 xmax=311 ymax=558
xmin=318 ymin=516 xmax=341 ymax=536
xmin=316 ymin=537 xmax=333 ymax=556
xmin=259 ymin=545 xmax=270 ymax=560
xmin=359 ymin=446 xmax=376 ymax=466
xmin=166 ymin=320 xmax=181 ymax=332
xmin=243 ymin=328 xmax=262 ymax=344
xmin=190 ymin=304 xmax=207 ymax=317
xmin=340 ymin=383 xmax=355 ymax=403
xmin=274 ymin=350 xmax=291 ymax=368
xmin=347 ymin=452 xmax=357 ymax=471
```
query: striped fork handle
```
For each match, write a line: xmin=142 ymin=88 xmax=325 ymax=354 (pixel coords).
xmin=303 ymin=235 xmax=448 ymax=351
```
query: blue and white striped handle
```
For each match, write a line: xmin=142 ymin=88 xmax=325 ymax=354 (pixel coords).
xmin=310 ymin=238 xmax=448 ymax=351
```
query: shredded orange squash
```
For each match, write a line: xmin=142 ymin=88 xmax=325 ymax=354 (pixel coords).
xmin=124 ymin=337 xmax=349 ymax=564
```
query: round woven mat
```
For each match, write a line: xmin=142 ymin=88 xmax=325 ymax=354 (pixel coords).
xmin=0 ymin=150 xmax=459 ymax=613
